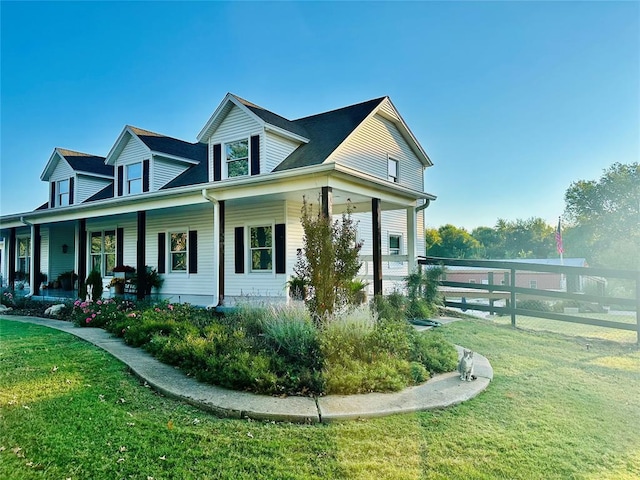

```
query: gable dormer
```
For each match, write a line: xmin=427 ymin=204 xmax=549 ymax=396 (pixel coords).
xmin=105 ymin=126 xmax=206 ymax=197
xmin=40 ymin=148 xmax=112 ymax=208
xmin=197 ymin=93 xmax=309 ymax=181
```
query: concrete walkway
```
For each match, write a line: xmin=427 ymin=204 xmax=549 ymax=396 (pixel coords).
xmin=1 ymin=315 xmax=493 ymax=423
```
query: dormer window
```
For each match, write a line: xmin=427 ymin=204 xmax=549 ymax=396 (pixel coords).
xmin=127 ymin=163 xmax=142 ymax=194
xmin=57 ymin=179 xmax=70 ymax=206
xmin=226 ymin=139 xmax=249 ymax=178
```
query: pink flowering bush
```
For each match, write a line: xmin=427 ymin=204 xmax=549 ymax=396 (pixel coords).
xmin=71 ymin=298 xmax=136 ymax=328
xmin=1 ymin=291 xmax=16 ymax=307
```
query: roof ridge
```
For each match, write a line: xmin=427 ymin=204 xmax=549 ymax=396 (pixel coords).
xmin=128 ymin=125 xmax=202 ymax=145
xmin=56 ymin=147 xmax=105 ymax=158
xmin=293 ymin=96 xmax=387 ymax=122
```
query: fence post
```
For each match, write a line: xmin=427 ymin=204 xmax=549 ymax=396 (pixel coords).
xmin=510 ymin=268 xmax=516 ymax=327
xmin=488 ymin=271 xmax=494 ymax=315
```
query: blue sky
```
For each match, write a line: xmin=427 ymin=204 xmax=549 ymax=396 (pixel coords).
xmin=1 ymin=1 xmax=638 ymax=230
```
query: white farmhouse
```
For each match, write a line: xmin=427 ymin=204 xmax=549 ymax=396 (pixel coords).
xmin=0 ymin=93 xmax=436 ymax=305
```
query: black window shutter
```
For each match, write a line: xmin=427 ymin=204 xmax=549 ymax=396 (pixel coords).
xmin=250 ymin=135 xmax=260 ymax=175
xmin=275 ymin=223 xmax=285 ymax=274
xmin=50 ymin=182 xmax=56 ymax=208
xmin=213 ymin=144 xmax=222 ymax=181
xmin=143 ymin=160 xmax=150 ymax=192
xmin=69 ymin=177 xmax=75 ymax=205
xmin=157 ymin=233 xmax=166 ymax=274
xmin=116 ymin=228 xmax=124 ymax=266
xmin=234 ymin=227 xmax=244 ymax=274
xmin=188 ymin=230 xmax=198 ymax=273
xmin=117 ymin=166 xmax=124 ymax=196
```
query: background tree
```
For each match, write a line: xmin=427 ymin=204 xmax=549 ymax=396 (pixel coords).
xmin=426 ymin=224 xmax=481 ymax=258
xmin=563 ymin=162 xmax=639 ymax=269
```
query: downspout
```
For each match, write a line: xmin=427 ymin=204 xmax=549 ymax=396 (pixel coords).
xmin=202 ymin=189 xmax=221 ymax=307
xmin=20 ymin=217 xmax=35 ymax=295
xmin=414 ymin=199 xmax=432 ymax=266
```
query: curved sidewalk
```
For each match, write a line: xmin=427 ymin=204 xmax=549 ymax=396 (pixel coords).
xmin=2 ymin=315 xmax=493 ymax=423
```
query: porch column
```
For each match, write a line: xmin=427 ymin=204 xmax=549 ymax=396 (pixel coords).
xmin=78 ymin=219 xmax=87 ymax=294
xmin=217 ymin=200 xmax=225 ymax=305
xmin=32 ymin=224 xmax=41 ymax=296
xmin=8 ymin=228 xmax=16 ymax=289
xmin=321 ymin=186 xmax=333 ymax=218
xmin=372 ymin=198 xmax=382 ymax=296
xmin=406 ymin=206 xmax=417 ymax=274
xmin=136 ymin=211 xmax=146 ymax=300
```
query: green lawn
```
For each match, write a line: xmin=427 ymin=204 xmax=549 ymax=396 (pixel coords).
xmin=1 ymin=317 xmax=639 ymax=479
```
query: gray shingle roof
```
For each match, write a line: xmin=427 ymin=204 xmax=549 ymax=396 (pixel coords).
xmin=129 ymin=126 xmax=207 ymax=162
xmin=84 ymin=183 xmax=114 ymax=203
xmin=233 ymin=95 xmax=310 ymax=139
xmin=161 ymin=158 xmax=208 ymax=189
xmin=273 ymin=97 xmax=386 ymax=171
xmin=57 ymin=149 xmax=113 ymax=177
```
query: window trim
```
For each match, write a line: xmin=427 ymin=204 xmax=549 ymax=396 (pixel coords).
xmin=57 ymin=179 xmax=70 ymax=206
xmin=388 ymin=232 xmax=403 ymax=266
xmin=249 ymin=224 xmax=274 ymax=273
xmin=126 ymin=162 xmax=143 ymax=195
xmin=169 ymin=231 xmax=188 ymax=273
xmin=17 ymin=236 xmax=31 ymax=277
xmin=224 ymin=138 xmax=250 ymax=178
xmin=387 ymin=156 xmax=399 ymax=183
xmin=89 ymin=230 xmax=116 ymax=277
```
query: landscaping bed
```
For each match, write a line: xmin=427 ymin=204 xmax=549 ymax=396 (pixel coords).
xmin=63 ymin=298 xmax=457 ymax=396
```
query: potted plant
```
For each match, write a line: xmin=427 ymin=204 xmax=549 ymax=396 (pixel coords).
xmin=14 ymin=270 xmax=27 ymax=290
xmin=58 ymin=271 xmax=78 ymax=291
xmin=113 ymin=265 xmax=135 ymax=280
xmin=108 ymin=277 xmax=126 ymax=295
xmin=287 ymin=276 xmax=308 ymax=301
xmin=348 ymin=279 xmax=369 ymax=305
xmin=133 ymin=266 xmax=163 ymax=296
xmin=37 ymin=272 xmax=48 ymax=290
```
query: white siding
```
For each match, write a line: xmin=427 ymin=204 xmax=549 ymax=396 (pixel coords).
xmin=378 ymin=98 xmax=400 ymax=121
xmin=118 ymin=135 xmax=149 ymax=166
xmin=331 ymin=113 xmax=424 ymax=192
xmin=115 ymin=135 xmax=149 ymax=195
xmin=153 ymin=157 xmax=189 ymax=190
xmin=146 ymin=205 xmax=215 ymax=300
xmin=48 ymin=223 xmax=76 ymax=282
xmin=285 ymin=200 xmax=305 ymax=279
xmin=225 ymin=201 xmax=287 ymax=299
xmin=208 ymin=105 xmax=262 ymax=181
xmin=50 ymin=159 xmax=74 ymax=182
xmin=40 ymin=227 xmax=49 ymax=280
xmin=75 ymin=175 xmax=111 ymax=204
xmin=264 ymin=131 xmax=300 ymax=173
xmin=353 ymin=209 xmax=422 ymax=294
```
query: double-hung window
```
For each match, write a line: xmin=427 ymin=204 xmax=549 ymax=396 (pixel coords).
xmin=17 ymin=237 xmax=31 ymax=276
xmin=170 ymin=232 xmax=188 ymax=272
xmin=90 ymin=231 xmax=116 ymax=276
xmin=57 ymin=179 xmax=70 ymax=206
xmin=388 ymin=157 xmax=399 ymax=183
xmin=389 ymin=235 xmax=402 ymax=256
xmin=250 ymin=226 xmax=272 ymax=272
xmin=226 ymin=139 xmax=249 ymax=178
xmin=127 ymin=163 xmax=142 ymax=194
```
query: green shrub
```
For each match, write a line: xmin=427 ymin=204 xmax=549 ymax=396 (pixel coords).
xmin=260 ymin=305 xmax=321 ymax=369
xmin=81 ymin=269 xmax=103 ymax=301
xmin=408 ymin=330 xmax=458 ymax=374
xmin=517 ymin=299 xmax=552 ymax=312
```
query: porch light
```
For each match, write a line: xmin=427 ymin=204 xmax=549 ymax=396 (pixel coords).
xmin=62 ymin=244 xmax=68 ymax=254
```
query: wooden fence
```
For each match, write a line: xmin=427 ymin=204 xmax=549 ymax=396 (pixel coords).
xmin=418 ymin=256 xmax=640 ymax=344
